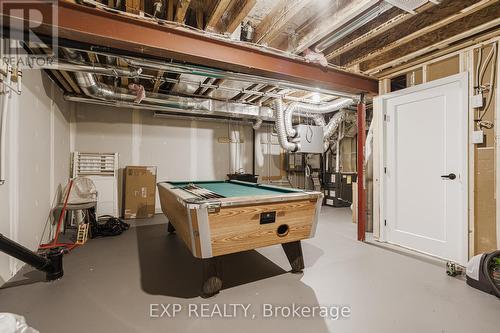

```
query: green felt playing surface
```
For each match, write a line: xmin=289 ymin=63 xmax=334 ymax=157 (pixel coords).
xmin=169 ymin=180 xmax=302 ymax=198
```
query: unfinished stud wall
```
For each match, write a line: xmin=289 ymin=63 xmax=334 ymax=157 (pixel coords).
xmin=72 ymin=104 xmax=253 ymax=215
xmin=0 ymin=70 xmax=71 ymax=283
xmin=375 ymin=36 xmax=499 ymax=256
xmin=473 ymin=43 xmax=497 ymax=254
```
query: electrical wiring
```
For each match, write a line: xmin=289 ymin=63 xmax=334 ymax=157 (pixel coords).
xmin=479 ymin=44 xmax=497 ymax=122
xmin=474 ymin=42 xmax=498 ymax=129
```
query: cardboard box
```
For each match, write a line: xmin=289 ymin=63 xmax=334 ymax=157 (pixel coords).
xmin=123 ymin=166 xmax=157 ymax=219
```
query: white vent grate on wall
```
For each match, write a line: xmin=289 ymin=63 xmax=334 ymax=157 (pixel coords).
xmin=72 ymin=152 xmax=119 ymax=217
xmin=384 ymin=0 xmax=438 ymax=14
xmin=72 ymin=153 xmax=117 ymax=176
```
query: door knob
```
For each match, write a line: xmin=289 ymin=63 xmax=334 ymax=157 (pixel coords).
xmin=441 ymin=173 xmax=457 ymax=180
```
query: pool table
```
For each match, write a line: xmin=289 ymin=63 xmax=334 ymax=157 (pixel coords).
xmin=158 ymin=180 xmax=323 ymax=297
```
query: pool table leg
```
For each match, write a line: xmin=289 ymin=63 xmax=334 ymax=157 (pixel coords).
xmin=282 ymin=241 xmax=304 ymax=273
xmin=167 ymin=222 xmax=176 ymax=234
xmin=201 ymin=257 xmax=222 ymax=298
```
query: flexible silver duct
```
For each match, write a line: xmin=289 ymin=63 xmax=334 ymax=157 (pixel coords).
xmin=252 ymin=118 xmax=263 ymax=130
xmin=274 ymin=97 xmax=355 ymax=152
xmin=284 ymin=98 xmax=354 ymax=138
xmin=322 ymin=110 xmax=348 ymax=151
xmin=62 ymin=48 xmax=213 ymax=111
xmin=275 ymin=99 xmax=299 ymax=152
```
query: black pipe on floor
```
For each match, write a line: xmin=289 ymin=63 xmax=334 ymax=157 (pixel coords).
xmin=0 ymin=233 xmax=64 ymax=281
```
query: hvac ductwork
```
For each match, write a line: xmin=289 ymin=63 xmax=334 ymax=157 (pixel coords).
xmin=275 ymin=97 xmax=355 ymax=153
xmin=284 ymin=98 xmax=354 ymax=138
xmin=275 ymin=99 xmax=299 ymax=152
xmin=61 ymin=49 xmax=275 ymax=122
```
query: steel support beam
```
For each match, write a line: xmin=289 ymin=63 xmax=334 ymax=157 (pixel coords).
xmin=357 ymin=96 xmax=366 ymax=241
xmin=0 ymin=0 xmax=378 ymax=95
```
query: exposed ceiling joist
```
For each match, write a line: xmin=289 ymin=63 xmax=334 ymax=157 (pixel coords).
xmin=116 ymin=58 xmax=129 ymax=87
xmin=355 ymin=0 xmax=498 ymax=69
xmin=253 ymin=0 xmax=314 ymax=45
xmin=334 ymin=0 xmax=483 ymax=67
xmin=291 ymin=0 xmax=380 ymax=54
xmin=153 ymin=70 xmax=165 ymax=93
xmin=175 ymin=0 xmax=192 ymax=23
xmin=324 ymin=8 xmax=410 ymax=61
xmin=13 ymin=1 xmax=376 ymax=94
xmin=375 ymin=28 xmax=500 ymax=78
xmin=206 ymin=0 xmax=233 ymax=31
xmin=167 ymin=0 xmax=175 ymax=21
xmin=223 ymin=0 xmax=257 ymax=34
xmin=362 ymin=7 xmax=500 ymax=73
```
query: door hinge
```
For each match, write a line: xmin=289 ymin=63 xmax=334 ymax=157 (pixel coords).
xmin=384 ymin=219 xmax=387 ymax=226
xmin=384 ymin=167 xmax=387 ymax=174
xmin=384 ymin=114 xmax=390 ymax=122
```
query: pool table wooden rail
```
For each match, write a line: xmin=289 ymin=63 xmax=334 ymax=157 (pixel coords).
xmin=158 ymin=182 xmax=323 ymax=259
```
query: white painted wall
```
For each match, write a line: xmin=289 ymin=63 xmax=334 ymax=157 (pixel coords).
xmin=0 ymin=70 xmax=71 ymax=284
xmin=73 ymin=105 xmax=253 ymax=215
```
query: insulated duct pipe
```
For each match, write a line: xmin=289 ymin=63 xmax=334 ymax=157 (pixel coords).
xmin=284 ymin=98 xmax=354 ymax=138
xmin=275 ymin=99 xmax=299 ymax=152
xmin=62 ymin=48 xmax=211 ymax=111
xmin=274 ymin=97 xmax=353 ymax=152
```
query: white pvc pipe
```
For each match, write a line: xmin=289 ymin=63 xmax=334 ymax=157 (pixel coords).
xmin=0 ymin=65 xmax=12 ymax=185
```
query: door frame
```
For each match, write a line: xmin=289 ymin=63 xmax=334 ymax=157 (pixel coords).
xmin=375 ymin=72 xmax=469 ymax=263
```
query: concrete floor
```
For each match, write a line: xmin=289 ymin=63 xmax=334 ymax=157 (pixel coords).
xmin=0 ymin=207 xmax=499 ymax=332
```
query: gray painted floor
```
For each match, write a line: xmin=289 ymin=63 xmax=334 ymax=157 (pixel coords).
xmin=0 ymin=207 xmax=499 ymax=333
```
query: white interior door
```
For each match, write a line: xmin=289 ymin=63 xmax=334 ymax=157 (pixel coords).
xmin=380 ymin=73 xmax=468 ymax=265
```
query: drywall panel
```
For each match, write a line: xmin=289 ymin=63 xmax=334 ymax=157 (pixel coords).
xmin=0 ymin=70 xmax=71 ymax=282
xmin=0 ymin=94 xmax=11 ymax=284
xmin=140 ymin=112 xmax=253 ymax=211
xmin=74 ymin=104 xmax=133 ymax=214
xmin=16 ymin=71 xmax=52 ymax=261
xmin=73 ymin=106 xmax=254 ymax=216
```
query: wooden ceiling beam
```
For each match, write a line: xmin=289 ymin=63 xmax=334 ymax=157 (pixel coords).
xmin=360 ymin=3 xmax=500 ymax=73
xmin=206 ymin=0 xmax=232 ymax=32
xmin=117 ymin=58 xmax=129 ymax=87
xmin=292 ymin=0 xmax=379 ymax=54
xmin=323 ymin=7 xmax=409 ymax=61
xmin=202 ymin=78 xmax=224 ymax=96
xmin=153 ymin=70 xmax=165 ymax=93
xmin=223 ymin=0 xmax=256 ymax=34
xmin=175 ymin=0 xmax=192 ymax=23
xmin=253 ymin=0 xmax=314 ymax=45
xmin=167 ymin=0 xmax=174 ymax=21
xmin=335 ymin=0 xmax=484 ymax=67
xmin=375 ymin=28 xmax=500 ymax=78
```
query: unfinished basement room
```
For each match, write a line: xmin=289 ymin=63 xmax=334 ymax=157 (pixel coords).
xmin=0 ymin=0 xmax=499 ymax=332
